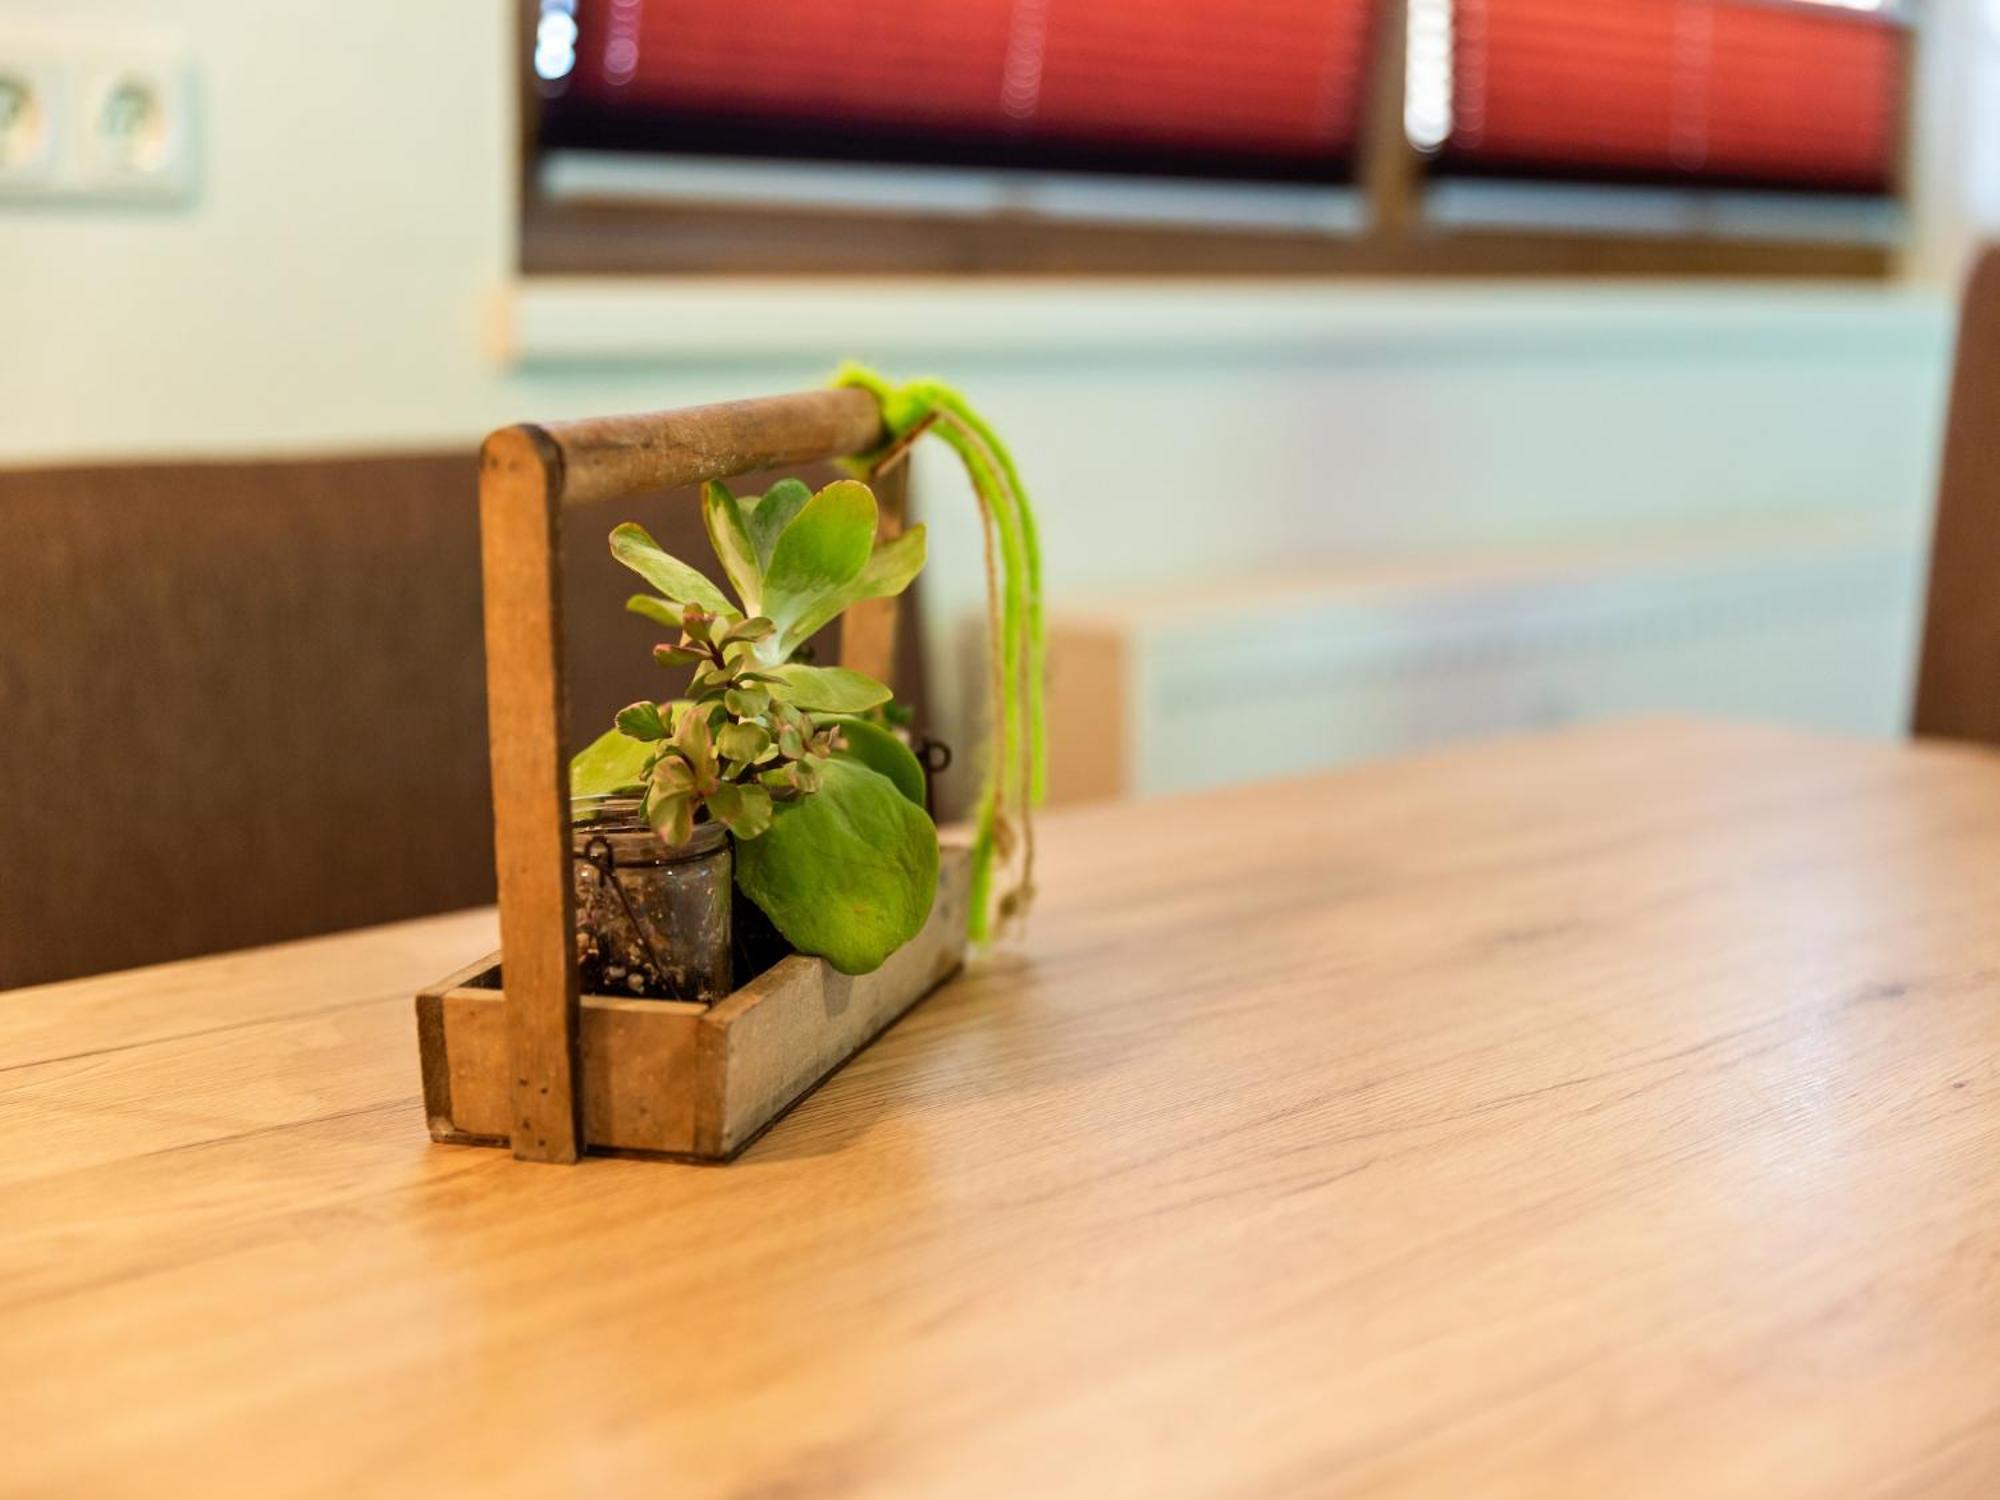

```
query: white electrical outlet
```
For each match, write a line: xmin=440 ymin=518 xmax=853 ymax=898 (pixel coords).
xmin=76 ymin=54 xmax=192 ymax=197
xmin=0 ymin=29 xmax=194 ymax=204
xmin=0 ymin=53 xmax=66 ymax=193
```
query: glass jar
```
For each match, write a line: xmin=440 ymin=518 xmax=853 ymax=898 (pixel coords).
xmin=571 ymin=796 xmax=732 ymax=1003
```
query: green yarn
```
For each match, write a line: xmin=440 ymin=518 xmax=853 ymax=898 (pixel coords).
xmin=832 ymin=363 xmax=1044 ymax=942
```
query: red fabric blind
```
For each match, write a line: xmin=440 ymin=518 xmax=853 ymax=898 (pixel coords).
xmin=1442 ymin=0 xmax=1905 ymax=193
xmin=557 ymin=0 xmax=1375 ymax=169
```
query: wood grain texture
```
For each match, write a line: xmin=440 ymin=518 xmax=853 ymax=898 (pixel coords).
xmin=1914 ymin=244 xmax=2000 ymax=749
xmin=478 ymin=426 xmax=582 ymax=1163
xmin=543 ymin=388 xmax=886 ymax=507
xmin=421 ymin=844 xmax=970 ymax=1159
xmin=6 ymin=721 xmax=2000 ymax=1497
xmin=695 ymin=838 xmax=970 ymax=1158
xmin=0 ymin=452 xmax=492 ymax=989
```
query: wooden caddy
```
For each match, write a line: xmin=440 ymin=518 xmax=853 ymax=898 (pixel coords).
xmin=416 ymin=388 xmax=968 ymax=1163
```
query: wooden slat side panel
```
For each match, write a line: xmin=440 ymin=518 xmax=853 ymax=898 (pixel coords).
xmin=705 ymin=844 xmax=972 ymax=1157
xmin=418 ymin=951 xmax=505 ymax=998
xmin=417 ymin=950 xmax=502 ymax=1144
xmin=415 ymin=992 xmax=455 ymax=1141
xmin=544 ymin=389 xmax=885 ymax=507
xmin=433 ymin=982 xmax=706 ymax=1153
xmin=438 ymin=989 xmax=512 ymax=1143
xmin=479 ymin=426 xmax=584 ymax=1163
xmin=1914 ymin=246 xmax=2000 ymax=748
xmin=691 ymin=959 xmax=823 ymax=1159
xmin=581 ymin=998 xmax=705 ymax=1154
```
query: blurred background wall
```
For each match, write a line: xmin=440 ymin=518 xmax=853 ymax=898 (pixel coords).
xmin=3 ymin=0 xmax=1996 ymax=816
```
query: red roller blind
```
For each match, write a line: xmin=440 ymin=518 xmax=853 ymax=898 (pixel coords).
xmin=1441 ymin=0 xmax=1906 ymax=193
xmin=554 ymin=0 xmax=1376 ymax=171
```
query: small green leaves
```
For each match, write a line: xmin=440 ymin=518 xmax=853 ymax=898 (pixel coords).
xmin=651 ymin=754 xmax=695 ymax=794
xmin=702 ymin=481 xmax=763 ymax=613
xmin=724 ymin=684 xmax=771 ymax=718
xmin=763 ymin=664 xmax=893 ymax=714
xmin=706 ymin=782 xmax=773 ymax=839
xmin=716 ymin=720 xmax=772 ymax=766
xmin=609 ymin=523 xmax=737 ymax=618
xmin=615 ymin=700 xmax=669 ymax=741
xmin=651 ymin=641 xmax=705 ymax=668
xmin=627 ymin=594 xmax=686 ymax=630
xmin=759 ymin=759 xmax=820 ymax=795
xmin=722 ymin=615 xmax=776 ymax=646
xmin=733 ymin=785 xmax=774 ymax=837
xmin=644 ymin=786 xmax=696 ymax=848
xmin=678 ymin=606 xmax=717 ymax=647
xmin=672 ymin=702 xmax=718 ymax=787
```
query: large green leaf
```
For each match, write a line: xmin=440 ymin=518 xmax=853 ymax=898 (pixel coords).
xmin=735 ymin=757 xmax=938 ymax=975
xmin=744 ymin=478 xmax=813 ymax=571
xmin=778 ymin=524 xmax=928 ymax=654
xmin=760 ymin=481 xmax=876 ymax=641
xmin=762 ymin=664 xmax=892 ymax=714
xmin=701 ymin=481 xmax=763 ymax=613
xmin=570 ymin=725 xmax=653 ymax=797
xmin=608 ymin=523 xmax=736 ymax=618
xmin=827 ymin=716 xmax=927 ymax=807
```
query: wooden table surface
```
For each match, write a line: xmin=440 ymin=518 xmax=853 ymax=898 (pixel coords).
xmin=7 ymin=720 xmax=2000 ymax=1498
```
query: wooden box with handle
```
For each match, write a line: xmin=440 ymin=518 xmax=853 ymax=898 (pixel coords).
xmin=416 ymin=389 xmax=968 ymax=1164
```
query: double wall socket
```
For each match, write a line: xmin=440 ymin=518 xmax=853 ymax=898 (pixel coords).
xmin=0 ymin=31 xmax=195 ymax=203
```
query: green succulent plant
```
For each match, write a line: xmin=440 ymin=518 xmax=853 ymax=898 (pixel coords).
xmin=570 ymin=476 xmax=937 ymax=976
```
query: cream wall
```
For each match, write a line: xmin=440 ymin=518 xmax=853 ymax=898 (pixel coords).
xmin=1 ymin=0 xmax=515 ymax=458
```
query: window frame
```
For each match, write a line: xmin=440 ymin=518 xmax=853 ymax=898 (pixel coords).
xmin=517 ymin=0 xmax=1907 ymax=280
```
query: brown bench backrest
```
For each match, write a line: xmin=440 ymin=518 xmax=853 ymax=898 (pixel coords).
xmin=0 ymin=447 xmax=919 ymax=990
xmin=1915 ymin=247 xmax=2000 ymax=746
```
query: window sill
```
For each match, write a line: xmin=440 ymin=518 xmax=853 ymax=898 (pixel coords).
xmin=498 ymin=275 xmax=1947 ymax=368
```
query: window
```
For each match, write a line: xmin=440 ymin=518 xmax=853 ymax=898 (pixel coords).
xmin=522 ymin=0 xmax=1911 ymax=277
xmin=539 ymin=0 xmax=1377 ymax=184
xmin=1430 ymin=0 xmax=1906 ymax=192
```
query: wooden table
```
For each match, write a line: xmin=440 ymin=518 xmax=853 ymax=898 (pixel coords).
xmin=7 ymin=721 xmax=2000 ymax=1498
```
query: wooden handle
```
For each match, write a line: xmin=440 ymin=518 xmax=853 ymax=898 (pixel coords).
xmin=541 ymin=388 xmax=887 ymax=507
xmin=480 ymin=425 xmax=582 ymax=1163
xmin=477 ymin=388 xmax=892 ymax=1163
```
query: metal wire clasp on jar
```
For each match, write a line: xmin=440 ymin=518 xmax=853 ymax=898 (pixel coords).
xmin=570 ymin=794 xmax=732 ymax=1003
